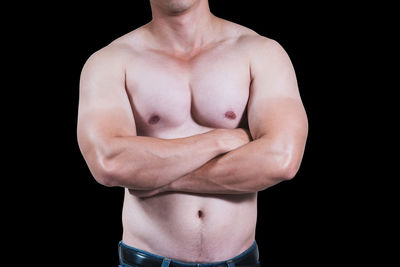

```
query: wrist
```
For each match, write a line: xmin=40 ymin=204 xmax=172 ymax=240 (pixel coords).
xmin=212 ymin=129 xmax=231 ymax=154
xmin=213 ymin=128 xmax=251 ymax=154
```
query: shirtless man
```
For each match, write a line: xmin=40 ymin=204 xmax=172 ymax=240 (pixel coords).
xmin=77 ymin=0 xmax=308 ymax=266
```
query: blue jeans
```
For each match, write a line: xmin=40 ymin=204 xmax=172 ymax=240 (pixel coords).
xmin=118 ymin=241 xmax=260 ymax=267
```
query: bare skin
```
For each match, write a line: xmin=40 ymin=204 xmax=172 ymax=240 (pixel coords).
xmin=77 ymin=0 xmax=308 ymax=263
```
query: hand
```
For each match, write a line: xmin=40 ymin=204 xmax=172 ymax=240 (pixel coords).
xmin=218 ymin=128 xmax=252 ymax=152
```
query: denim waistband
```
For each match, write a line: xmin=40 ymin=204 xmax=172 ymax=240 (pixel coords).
xmin=119 ymin=240 xmax=259 ymax=267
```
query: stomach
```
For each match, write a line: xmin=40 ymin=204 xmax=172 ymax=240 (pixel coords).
xmin=121 ymin=189 xmax=258 ymax=262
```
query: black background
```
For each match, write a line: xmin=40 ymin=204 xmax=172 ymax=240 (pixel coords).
xmin=9 ymin=1 xmax=383 ymax=266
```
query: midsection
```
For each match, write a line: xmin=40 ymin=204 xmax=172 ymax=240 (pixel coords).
xmin=120 ymin=34 xmax=256 ymax=262
xmin=122 ymin=189 xmax=257 ymax=262
xmin=122 ymin=121 xmax=258 ymax=262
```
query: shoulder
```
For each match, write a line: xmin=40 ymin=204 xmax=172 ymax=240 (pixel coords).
xmin=236 ymin=34 xmax=292 ymax=74
xmin=218 ymin=21 xmax=296 ymax=82
xmin=238 ymin=34 xmax=287 ymax=60
xmin=219 ymin=19 xmax=288 ymax=59
xmin=83 ymin=44 xmax=128 ymax=69
xmin=82 ymin=26 xmax=148 ymax=73
xmin=80 ymin=44 xmax=128 ymax=85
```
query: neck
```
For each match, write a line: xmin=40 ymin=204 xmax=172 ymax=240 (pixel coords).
xmin=148 ymin=1 xmax=219 ymax=55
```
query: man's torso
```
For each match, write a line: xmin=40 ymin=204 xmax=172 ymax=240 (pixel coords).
xmin=113 ymin=20 xmax=260 ymax=262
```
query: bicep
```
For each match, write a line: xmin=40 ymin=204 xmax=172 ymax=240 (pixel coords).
xmin=77 ymin=49 xmax=136 ymax=158
xmin=247 ymin=39 xmax=308 ymax=144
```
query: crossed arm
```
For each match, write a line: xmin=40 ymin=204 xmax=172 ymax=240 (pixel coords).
xmin=148 ymin=97 xmax=307 ymax=196
xmin=77 ymin=39 xmax=308 ymax=196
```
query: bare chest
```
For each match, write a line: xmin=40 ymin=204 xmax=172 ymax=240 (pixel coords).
xmin=125 ymin=46 xmax=250 ymax=136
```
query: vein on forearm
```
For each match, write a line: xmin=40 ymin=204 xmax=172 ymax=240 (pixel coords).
xmin=169 ymin=136 xmax=289 ymax=194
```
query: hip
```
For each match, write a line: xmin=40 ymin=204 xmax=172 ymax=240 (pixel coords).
xmin=118 ymin=240 xmax=260 ymax=267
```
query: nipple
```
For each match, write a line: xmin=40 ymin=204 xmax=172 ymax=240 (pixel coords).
xmin=224 ymin=111 xmax=237 ymax=120
xmin=148 ymin=115 xmax=160 ymax=124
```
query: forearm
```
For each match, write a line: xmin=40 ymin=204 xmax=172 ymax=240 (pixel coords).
xmin=165 ymin=137 xmax=297 ymax=194
xmin=95 ymin=128 xmax=249 ymax=190
xmin=97 ymin=130 xmax=223 ymax=189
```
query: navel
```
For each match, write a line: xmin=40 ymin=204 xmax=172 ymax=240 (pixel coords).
xmin=224 ymin=110 xmax=237 ymax=120
xmin=198 ymin=210 xmax=204 ymax=218
xmin=148 ymin=115 xmax=160 ymax=125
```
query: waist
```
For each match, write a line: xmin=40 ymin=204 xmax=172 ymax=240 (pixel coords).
xmin=119 ymin=240 xmax=260 ymax=267
xmin=122 ymin=191 xmax=257 ymax=260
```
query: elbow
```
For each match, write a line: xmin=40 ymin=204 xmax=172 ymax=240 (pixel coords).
xmin=279 ymin=150 xmax=301 ymax=181
xmin=262 ymin=149 xmax=300 ymax=183
xmin=79 ymin=136 xmax=136 ymax=188
xmin=93 ymin=156 xmax=124 ymax=187
xmin=280 ymin=162 xmax=299 ymax=181
xmin=94 ymin=155 xmax=150 ymax=189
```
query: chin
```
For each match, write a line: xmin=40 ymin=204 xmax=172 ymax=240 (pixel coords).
xmin=159 ymin=0 xmax=200 ymax=14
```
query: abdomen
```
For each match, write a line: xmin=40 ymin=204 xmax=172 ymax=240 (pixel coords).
xmin=122 ymin=189 xmax=257 ymax=262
